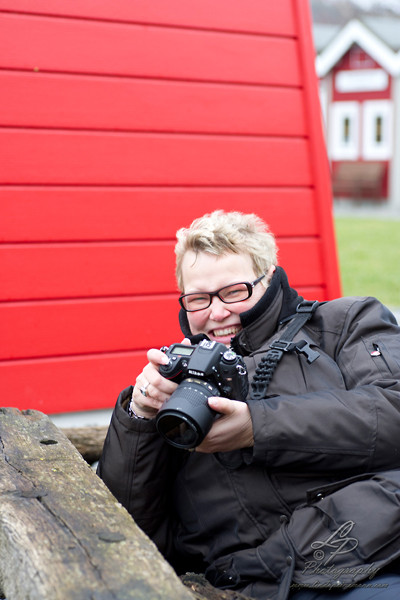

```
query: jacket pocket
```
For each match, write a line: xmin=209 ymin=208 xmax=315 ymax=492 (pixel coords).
xmin=305 ymin=470 xmax=400 ymax=561
xmin=306 ymin=472 xmax=375 ymax=504
xmin=363 ymin=338 xmax=400 ymax=376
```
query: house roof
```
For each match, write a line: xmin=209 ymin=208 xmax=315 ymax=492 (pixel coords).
xmin=363 ymin=16 xmax=400 ymax=52
xmin=314 ymin=17 xmax=400 ymax=77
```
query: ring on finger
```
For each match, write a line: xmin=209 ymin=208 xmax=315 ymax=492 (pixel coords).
xmin=139 ymin=381 xmax=150 ymax=397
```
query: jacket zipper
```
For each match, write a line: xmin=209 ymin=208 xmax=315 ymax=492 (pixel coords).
xmin=370 ymin=343 xmax=392 ymax=372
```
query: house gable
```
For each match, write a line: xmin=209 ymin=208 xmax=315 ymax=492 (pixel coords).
xmin=316 ymin=19 xmax=400 ymax=77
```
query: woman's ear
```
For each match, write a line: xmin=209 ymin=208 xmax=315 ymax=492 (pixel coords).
xmin=266 ymin=265 xmax=276 ymax=283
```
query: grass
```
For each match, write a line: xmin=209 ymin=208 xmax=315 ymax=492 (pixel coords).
xmin=334 ymin=216 xmax=400 ymax=309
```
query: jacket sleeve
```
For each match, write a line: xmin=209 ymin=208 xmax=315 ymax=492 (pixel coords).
xmin=248 ymin=297 xmax=400 ymax=472
xmin=97 ymin=386 xmax=182 ymax=561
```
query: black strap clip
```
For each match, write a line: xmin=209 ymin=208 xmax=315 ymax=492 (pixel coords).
xmin=270 ymin=340 xmax=297 ymax=353
xmin=296 ymin=300 xmax=320 ymax=314
xmin=270 ymin=338 xmax=320 ymax=364
xmin=251 ymin=382 xmax=270 ymax=401
xmin=293 ymin=339 xmax=320 ymax=364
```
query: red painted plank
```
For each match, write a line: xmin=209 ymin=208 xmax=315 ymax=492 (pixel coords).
xmin=0 ymin=242 xmax=177 ymax=301
xmin=279 ymin=239 xmax=323 ymax=288
xmin=297 ymin=286 xmax=327 ymax=301
xmin=0 ymin=71 xmax=306 ymax=136
xmin=0 ymin=352 xmax=149 ymax=413
xmin=0 ymin=14 xmax=300 ymax=86
xmin=0 ymin=297 xmax=182 ymax=360
xmin=1 ymin=188 xmax=318 ymax=242
xmin=0 ymin=131 xmax=311 ymax=185
xmin=1 ymin=238 xmax=321 ymax=301
xmin=0 ymin=0 xmax=296 ymax=36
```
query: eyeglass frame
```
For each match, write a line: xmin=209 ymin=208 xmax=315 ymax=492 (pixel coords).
xmin=178 ymin=274 xmax=266 ymax=312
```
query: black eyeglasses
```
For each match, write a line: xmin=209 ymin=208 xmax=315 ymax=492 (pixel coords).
xmin=179 ymin=274 xmax=266 ymax=312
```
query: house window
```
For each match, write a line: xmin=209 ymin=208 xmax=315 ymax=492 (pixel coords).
xmin=335 ymin=69 xmax=388 ymax=93
xmin=349 ymin=46 xmax=375 ymax=69
xmin=329 ymin=101 xmax=359 ymax=160
xmin=362 ymin=100 xmax=393 ymax=160
xmin=375 ymin=116 xmax=382 ymax=143
xmin=343 ymin=117 xmax=351 ymax=143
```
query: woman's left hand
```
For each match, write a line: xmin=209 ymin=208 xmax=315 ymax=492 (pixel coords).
xmin=195 ymin=397 xmax=254 ymax=453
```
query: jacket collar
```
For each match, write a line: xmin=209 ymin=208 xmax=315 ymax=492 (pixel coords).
xmin=178 ymin=266 xmax=303 ymax=354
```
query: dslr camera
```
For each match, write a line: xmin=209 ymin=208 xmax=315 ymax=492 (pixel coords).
xmin=155 ymin=339 xmax=248 ymax=449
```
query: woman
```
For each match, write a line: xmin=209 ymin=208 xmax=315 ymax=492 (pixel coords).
xmin=98 ymin=211 xmax=400 ymax=600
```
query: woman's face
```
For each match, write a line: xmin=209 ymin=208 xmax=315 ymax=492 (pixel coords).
xmin=181 ymin=251 xmax=271 ymax=346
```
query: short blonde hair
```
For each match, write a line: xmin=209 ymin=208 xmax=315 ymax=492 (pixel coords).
xmin=175 ymin=210 xmax=278 ymax=291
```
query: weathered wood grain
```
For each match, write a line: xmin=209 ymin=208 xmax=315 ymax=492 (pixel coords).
xmin=0 ymin=409 xmax=253 ymax=599
xmin=181 ymin=574 xmax=252 ymax=600
xmin=0 ymin=407 xmax=193 ymax=600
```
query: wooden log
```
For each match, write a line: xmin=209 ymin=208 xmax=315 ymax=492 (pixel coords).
xmin=0 ymin=410 xmax=252 ymax=599
xmin=61 ymin=425 xmax=108 ymax=464
xmin=61 ymin=429 xmax=253 ymax=599
xmin=0 ymin=407 xmax=194 ymax=600
xmin=181 ymin=574 xmax=252 ymax=600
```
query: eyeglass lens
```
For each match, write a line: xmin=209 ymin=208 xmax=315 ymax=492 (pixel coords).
xmin=182 ymin=282 xmax=251 ymax=311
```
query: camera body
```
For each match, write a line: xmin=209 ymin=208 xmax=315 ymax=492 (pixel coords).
xmin=155 ymin=339 xmax=248 ymax=449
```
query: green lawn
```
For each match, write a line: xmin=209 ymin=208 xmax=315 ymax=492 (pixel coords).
xmin=334 ymin=216 xmax=400 ymax=309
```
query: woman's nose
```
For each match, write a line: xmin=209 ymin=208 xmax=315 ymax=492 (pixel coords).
xmin=209 ymin=296 xmax=231 ymax=320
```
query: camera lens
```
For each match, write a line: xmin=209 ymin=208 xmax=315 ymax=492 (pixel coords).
xmin=155 ymin=378 xmax=219 ymax=449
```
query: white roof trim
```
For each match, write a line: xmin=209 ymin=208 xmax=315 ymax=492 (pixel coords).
xmin=316 ymin=19 xmax=400 ymax=78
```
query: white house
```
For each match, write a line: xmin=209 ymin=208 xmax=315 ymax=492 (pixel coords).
xmin=314 ymin=17 xmax=400 ymax=210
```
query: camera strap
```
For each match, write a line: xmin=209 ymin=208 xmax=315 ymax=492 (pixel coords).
xmin=250 ymin=300 xmax=320 ymax=401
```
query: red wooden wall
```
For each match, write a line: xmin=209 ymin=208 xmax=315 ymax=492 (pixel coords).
xmin=0 ymin=0 xmax=341 ymax=414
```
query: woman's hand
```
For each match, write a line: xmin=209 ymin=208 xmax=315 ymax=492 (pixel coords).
xmin=195 ymin=397 xmax=254 ymax=453
xmin=131 ymin=340 xmax=190 ymax=418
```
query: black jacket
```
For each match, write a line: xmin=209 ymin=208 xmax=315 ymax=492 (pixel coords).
xmin=97 ymin=268 xmax=400 ymax=599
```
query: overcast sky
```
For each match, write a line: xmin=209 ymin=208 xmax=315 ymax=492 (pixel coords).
xmin=350 ymin=0 xmax=400 ymax=11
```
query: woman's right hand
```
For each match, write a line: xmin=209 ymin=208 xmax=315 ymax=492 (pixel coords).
xmin=130 ymin=344 xmax=186 ymax=419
